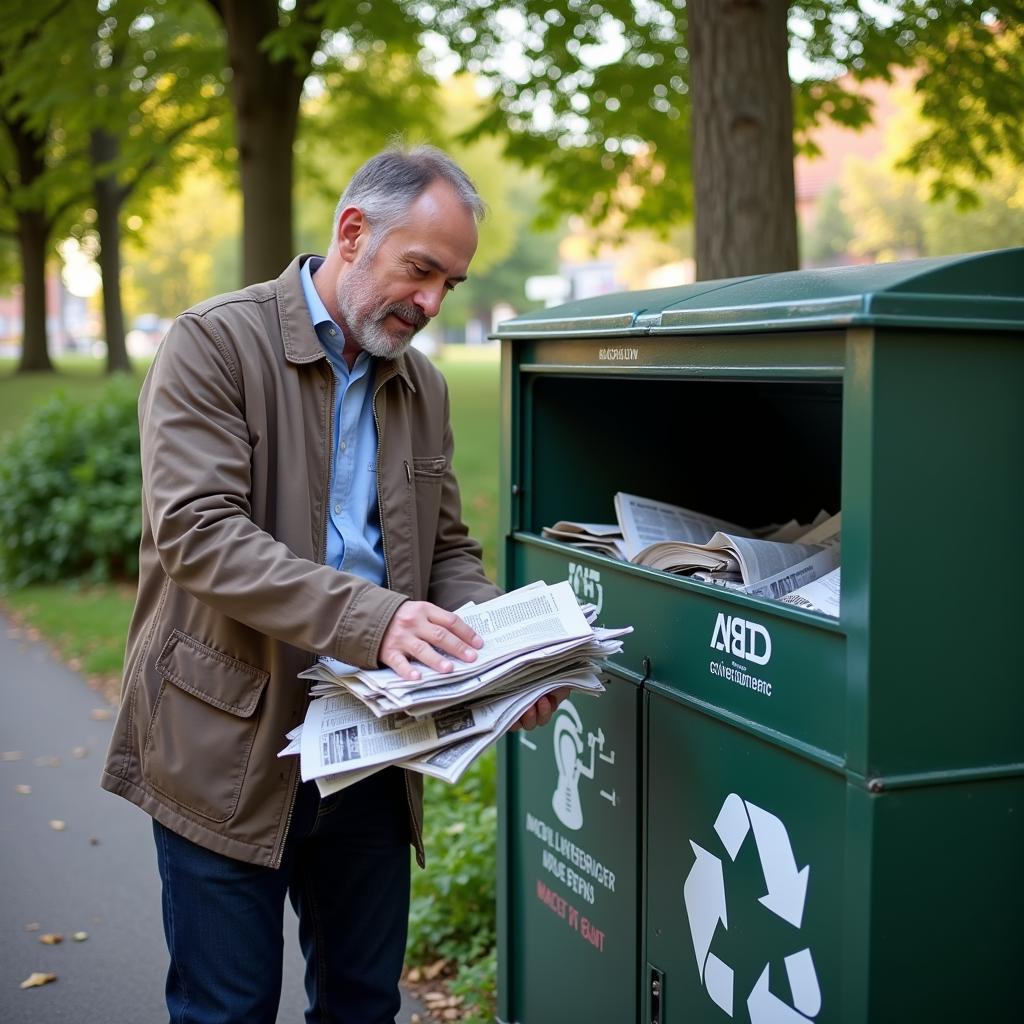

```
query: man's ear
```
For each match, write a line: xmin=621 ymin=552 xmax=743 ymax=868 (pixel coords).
xmin=335 ymin=206 xmax=367 ymax=263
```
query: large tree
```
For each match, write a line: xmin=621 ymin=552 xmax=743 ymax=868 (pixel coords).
xmin=1 ymin=0 xmax=227 ymax=372
xmin=79 ymin=0 xmax=227 ymax=371
xmin=445 ymin=0 xmax=1024 ymax=277
xmin=205 ymin=0 xmax=434 ymax=283
xmin=0 ymin=7 xmax=90 ymax=372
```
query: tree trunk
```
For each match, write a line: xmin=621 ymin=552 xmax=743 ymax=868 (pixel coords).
xmin=5 ymin=109 xmax=53 ymax=372
xmin=688 ymin=0 xmax=798 ymax=280
xmin=91 ymin=128 xmax=132 ymax=374
xmin=16 ymin=209 xmax=52 ymax=372
xmin=218 ymin=0 xmax=306 ymax=285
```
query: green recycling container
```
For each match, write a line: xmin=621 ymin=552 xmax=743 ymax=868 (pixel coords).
xmin=493 ymin=249 xmax=1024 ymax=1023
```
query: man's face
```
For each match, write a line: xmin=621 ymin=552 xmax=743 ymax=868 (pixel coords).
xmin=336 ymin=181 xmax=478 ymax=360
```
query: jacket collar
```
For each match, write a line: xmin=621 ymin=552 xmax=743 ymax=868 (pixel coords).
xmin=277 ymin=254 xmax=414 ymax=391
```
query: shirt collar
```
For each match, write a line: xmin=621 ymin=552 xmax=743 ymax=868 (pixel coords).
xmin=300 ymin=255 xmax=371 ymax=373
xmin=300 ymin=255 xmax=334 ymax=331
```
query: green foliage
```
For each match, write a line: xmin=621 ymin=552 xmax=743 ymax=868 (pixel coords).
xmin=802 ymin=183 xmax=854 ymax=266
xmin=408 ymin=750 xmax=499 ymax=1011
xmin=429 ymin=0 xmax=1024 ymax=235
xmin=447 ymin=946 xmax=498 ymax=1023
xmin=444 ymin=0 xmax=692 ymax=232
xmin=0 ymin=379 xmax=142 ymax=587
xmin=793 ymin=1 xmax=1024 ymax=207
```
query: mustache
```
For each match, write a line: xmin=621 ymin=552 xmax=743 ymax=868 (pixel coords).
xmin=379 ymin=302 xmax=429 ymax=331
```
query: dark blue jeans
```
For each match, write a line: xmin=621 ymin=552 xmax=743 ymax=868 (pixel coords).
xmin=152 ymin=767 xmax=411 ymax=1024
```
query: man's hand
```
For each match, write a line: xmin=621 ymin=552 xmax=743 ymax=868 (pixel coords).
xmin=510 ymin=686 xmax=572 ymax=733
xmin=379 ymin=601 xmax=483 ymax=681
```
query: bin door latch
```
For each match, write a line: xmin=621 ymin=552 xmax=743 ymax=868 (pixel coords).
xmin=649 ymin=964 xmax=665 ymax=1024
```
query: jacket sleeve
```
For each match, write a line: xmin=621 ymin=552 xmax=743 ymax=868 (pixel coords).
xmin=140 ymin=312 xmax=406 ymax=668
xmin=426 ymin=383 xmax=504 ymax=612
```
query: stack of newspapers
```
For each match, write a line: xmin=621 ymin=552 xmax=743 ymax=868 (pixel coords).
xmin=278 ymin=580 xmax=632 ymax=797
xmin=543 ymin=493 xmax=842 ymax=616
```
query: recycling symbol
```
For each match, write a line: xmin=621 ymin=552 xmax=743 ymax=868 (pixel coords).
xmin=683 ymin=793 xmax=821 ymax=1022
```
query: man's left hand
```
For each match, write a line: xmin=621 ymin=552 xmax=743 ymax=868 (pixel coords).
xmin=510 ymin=686 xmax=572 ymax=732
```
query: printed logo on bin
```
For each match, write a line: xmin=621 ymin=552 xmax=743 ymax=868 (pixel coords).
xmin=710 ymin=613 xmax=772 ymax=666
xmin=568 ymin=562 xmax=603 ymax=616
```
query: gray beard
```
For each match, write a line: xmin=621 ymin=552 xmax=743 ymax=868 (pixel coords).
xmin=335 ymin=258 xmax=428 ymax=361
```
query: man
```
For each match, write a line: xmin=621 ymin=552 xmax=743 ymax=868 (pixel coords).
xmin=102 ymin=145 xmax=563 ymax=1024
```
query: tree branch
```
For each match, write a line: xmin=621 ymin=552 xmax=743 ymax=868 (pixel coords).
xmin=292 ymin=0 xmax=326 ymax=74
xmin=44 ymin=187 xmax=90 ymax=234
xmin=117 ymin=112 xmax=222 ymax=205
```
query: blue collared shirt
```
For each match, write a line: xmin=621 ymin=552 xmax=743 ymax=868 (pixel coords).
xmin=300 ymin=256 xmax=386 ymax=585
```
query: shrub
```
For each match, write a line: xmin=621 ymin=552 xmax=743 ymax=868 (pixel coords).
xmin=0 ymin=379 xmax=142 ymax=587
xmin=409 ymin=749 xmax=499 ymax=1013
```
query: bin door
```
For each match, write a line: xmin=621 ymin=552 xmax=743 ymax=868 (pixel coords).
xmin=644 ymin=690 xmax=845 ymax=1024
xmin=501 ymin=670 xmax=640 ymax=1023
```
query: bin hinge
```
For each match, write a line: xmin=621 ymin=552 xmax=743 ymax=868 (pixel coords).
xmin=649 ymin=964 xmax=665 ymax=1024
xmin=641 ymin=656 xmax=652 ymax=686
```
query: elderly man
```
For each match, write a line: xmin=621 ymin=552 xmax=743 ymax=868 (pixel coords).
xmin=102 ymin=145 xmax=562 ymax=1024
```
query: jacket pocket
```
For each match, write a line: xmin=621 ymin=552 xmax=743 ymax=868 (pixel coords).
xmin=143 ymin=630 xmax=269 ymax=823
xmin=411 ymin=455 xmax=447 ymax=480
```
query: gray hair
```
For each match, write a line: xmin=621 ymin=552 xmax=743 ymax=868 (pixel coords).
xmin=329 ymin=144 xmax=486 ymax=255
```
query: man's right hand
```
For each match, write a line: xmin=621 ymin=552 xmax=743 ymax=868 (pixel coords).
xmin=378 ymin=601 xmax=483 ymax=681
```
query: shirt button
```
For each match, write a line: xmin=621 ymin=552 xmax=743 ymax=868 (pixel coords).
xmin=339 ymin=440 xmax=347 ymax=452
xmin=328 ymin=327 xmax=337 ymax=336
xmin=334 ymin=503 xmax=342 ymax=515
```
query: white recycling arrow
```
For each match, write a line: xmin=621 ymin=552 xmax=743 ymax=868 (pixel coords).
xmin=715 ymin=792 xmax=750 ymax=861
xmin=683 ymin=841 xmax=728 ymax=981
xmin=744 ymin=801 xmax=810 ymax=929
xmin=747 ymin=964 xmax=814 ymax=1024
xmin=784 ymin=949 xmax=821 ymax=1017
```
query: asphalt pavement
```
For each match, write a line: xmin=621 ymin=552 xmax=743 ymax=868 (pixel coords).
xmin=0 ymin=614 xmax=425 ymax=1024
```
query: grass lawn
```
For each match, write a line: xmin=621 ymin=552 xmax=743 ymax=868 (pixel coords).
xmin=0 ymin=346 xmax=501 ymax=693
xmin=0 ymin=356 xmax=149 ymax=441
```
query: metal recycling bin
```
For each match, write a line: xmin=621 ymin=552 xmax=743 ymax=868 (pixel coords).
xmin=493 ymin=249 xmax=1024 ymax=1024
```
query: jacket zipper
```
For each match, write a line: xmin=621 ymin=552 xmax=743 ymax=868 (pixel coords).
xmin=272 ymin=365 xmax=336 ymax=868
xmin=373 ymin=373 xmax=426 ymax=868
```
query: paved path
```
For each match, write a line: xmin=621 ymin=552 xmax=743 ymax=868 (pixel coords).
xmin=0 ymin=616 xmax=424 ymax=1023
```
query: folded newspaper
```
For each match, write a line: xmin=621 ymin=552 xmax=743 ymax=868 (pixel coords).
xmin=544 ymin=493 xmax=841 ymax=609
xmin=278 ymin=580 xmax=632 ymax=795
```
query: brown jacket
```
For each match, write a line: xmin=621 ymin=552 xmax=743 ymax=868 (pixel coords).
xmin=101 ymin=255 xmax=499 ymax=867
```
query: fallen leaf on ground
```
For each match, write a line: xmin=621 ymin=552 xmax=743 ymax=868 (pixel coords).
xmin=68 ymin=658 xmax=82 ymax=672
xmin=15 ymin=784 xmax=31 ymax=795
xmin=1 ymin=751 xmax=24 ymax=762
xmin=406 ymin=967 xmax=422 ymax=983
xmin=34 ymin=756 xmax=60 ymax=767
xmin=38 ymin=933 xmax=63 ymax=945
xmin=20 ymin=972 xmax=57 ymax=989
xmin=410 ymin=1016 xmax=422 ymax=1024
xmin=24 ymin=923 xmax=40 ymax=932
xmin=423 ymin=958 xmax=448 ymax=981
xmin=441 ymin=1010 xmax=460 ymax=1021
xmin=72 ymin=932 xmax=88 ymax=942
xmin=71 ymin=746 xmax=88 ymax=759
xmin=49 ymin=820 xmax=67 ymax=831
xmin=89 ymin=708 xmax=113 ymax=721
xmin=88 ymin=836 xmax=100 ymax=846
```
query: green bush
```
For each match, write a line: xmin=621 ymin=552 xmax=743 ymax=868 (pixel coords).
xmin=409 ymin=749 xmax=499 ymax=1013
xmin=0 ymin=379 xmax=142 ymax=587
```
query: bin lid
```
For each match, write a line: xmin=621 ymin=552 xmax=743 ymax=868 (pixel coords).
xmin=494 ymin=248 xmax=1024 ymax=338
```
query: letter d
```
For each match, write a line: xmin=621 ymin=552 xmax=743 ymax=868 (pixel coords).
xmin=747 ymin=623 xmax=772 ymax=665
